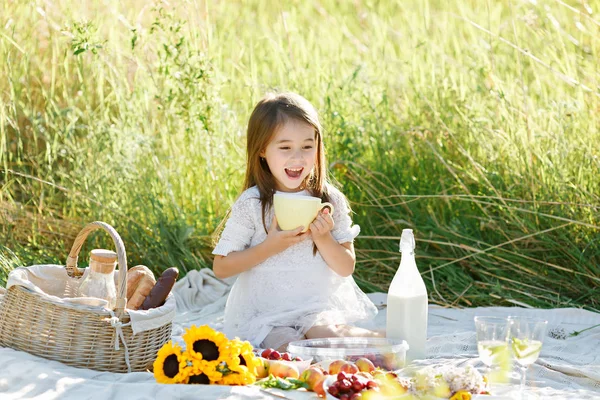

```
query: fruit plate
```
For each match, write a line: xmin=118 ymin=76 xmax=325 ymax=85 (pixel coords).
xmin=322 ymin=375 xmax=383 ymax=400
xmin=321 ymin=375 xmax=340 ymax=400
xmin=259 ymin=356 xmax=313 ymax=374
xmin=254 ymin=348 xmax=313 ymax=374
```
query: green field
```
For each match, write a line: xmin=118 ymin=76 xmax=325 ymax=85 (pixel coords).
xmin=1 ymin=0 xmax=599 ymax=311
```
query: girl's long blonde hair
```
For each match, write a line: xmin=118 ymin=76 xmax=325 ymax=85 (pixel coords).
xmin=244 ymin=92 xmax=330 ymax=232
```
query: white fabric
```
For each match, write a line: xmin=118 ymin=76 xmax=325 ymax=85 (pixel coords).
xmin=1 ymin=270 xmax=600 ymax=399
xmin=7 ymin=264 xmax=83 ymax=300
xmin=127 ymin=295 xmax=176 ymax=335
xmin=4 ymin=264 xmax=176 ymax=335
xmin=213 ymin=184 xmax=377 ymax=347
xmin=170 ymin=268 xmax=236 ymax=341
xmin=172 ymin=268 xmax=236 ymax=314
xmin=261 ymin=326 xmax=306 ymax=351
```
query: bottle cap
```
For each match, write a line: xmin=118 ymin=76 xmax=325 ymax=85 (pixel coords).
xmin=90 ymin=249 xmax=117 ymax=263
xmin=399 ymin=229 xmax=415 ymax=253
xmin=90 ymin=249 xmax=117 ymax=274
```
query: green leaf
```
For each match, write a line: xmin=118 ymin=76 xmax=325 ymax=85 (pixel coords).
xmin=287 ymin=378 xmax=309 ymax=389
xmin=254 ymin=375 xmax=308 ymax=390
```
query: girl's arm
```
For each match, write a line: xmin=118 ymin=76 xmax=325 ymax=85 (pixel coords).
xmin=310 ymin=208 xmax=356 ymax=277
xmin=213 ymin=242 xmax=275 ymax=279
xmin=313 ymin=235 xmax=355 ymax=277
xmin=213 ymin=216 xmax=308 ymax=279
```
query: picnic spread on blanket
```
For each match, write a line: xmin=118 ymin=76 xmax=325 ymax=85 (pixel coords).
xmin=0 ymin=222 xmax=599 ymax=399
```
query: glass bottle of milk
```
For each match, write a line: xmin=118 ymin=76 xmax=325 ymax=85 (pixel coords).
xmin=386 ymin=229 xmax=428 ymax=361
xmin=78 ymin=249 xmax=118 ymax=310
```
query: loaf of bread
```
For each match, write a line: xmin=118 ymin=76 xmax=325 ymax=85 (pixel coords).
xmin=139 ymin=267 xmax=179 ymax=310
xmin=126 ymin=265 xmax=156 ymax=310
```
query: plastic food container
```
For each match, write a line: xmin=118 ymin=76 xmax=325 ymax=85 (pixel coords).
xmin=287 ymin=337 xmax=409 ymax=370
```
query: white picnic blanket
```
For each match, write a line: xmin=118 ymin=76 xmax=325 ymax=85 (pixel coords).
xmin=0 ymin=268 xmax=599 ymax=399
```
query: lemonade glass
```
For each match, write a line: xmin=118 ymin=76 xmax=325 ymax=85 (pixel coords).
xmin=508 ymin=317 xmax=548 ymax=399
xmin=474 ymin=316 xmax=511 ymax=390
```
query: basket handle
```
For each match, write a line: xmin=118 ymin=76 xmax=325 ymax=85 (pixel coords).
xmin=66 ymin=221 xmax=128 ymax=316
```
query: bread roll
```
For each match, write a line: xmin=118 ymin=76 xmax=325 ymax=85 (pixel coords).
xmin=126 ymin=265 xmax=156 ymax=310
xmin=139 ymin=267 xmax=179 ymax=310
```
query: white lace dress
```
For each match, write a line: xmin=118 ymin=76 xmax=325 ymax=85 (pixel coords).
xmin=213 ymin=184 xmax=378 ymax=347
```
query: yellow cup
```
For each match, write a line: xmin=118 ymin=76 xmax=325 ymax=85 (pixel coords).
xmin=273 ymin=193 xmax=334 ymax=232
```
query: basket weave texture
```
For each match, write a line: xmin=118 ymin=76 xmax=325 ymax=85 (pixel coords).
xmin=0 ymin=222 xmax=172 ymax=373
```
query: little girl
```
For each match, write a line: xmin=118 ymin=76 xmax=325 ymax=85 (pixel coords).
xmin=212 ymin=92 xmax=379 ymax=351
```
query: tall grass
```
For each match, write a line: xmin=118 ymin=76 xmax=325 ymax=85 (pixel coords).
xmin=1 ymin=0 xmax=599 ymax=310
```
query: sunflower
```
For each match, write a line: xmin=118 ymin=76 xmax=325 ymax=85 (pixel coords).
xmin=216 ymin=365 xmax=257 ymax=386
xmin=187 ymin=359 xmax=223 ymax=384
xmin=187 ymin=373 xmax=211 ymax=384
xmin=182 ymin=325 xmax=229 ymax=368
xmin=450 ymin=390 xmax=472 ymax=400
xmin=153 ymin=341 xmax=191 ymax=384
xmin=224 ymin=338 xmax=261 ymax=376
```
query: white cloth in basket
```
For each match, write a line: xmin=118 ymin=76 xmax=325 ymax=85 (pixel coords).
xmin=5 ymin=264 xmax=176 ymax=335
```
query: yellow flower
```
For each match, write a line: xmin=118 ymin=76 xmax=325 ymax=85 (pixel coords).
xmin=187 ymin=373 xmax=211 ymax=384
xmin=216 ymin=365 xmax=256 ymax=385
xmin=211 ymin=339 xmax=259 ymax=385
xmin=187 ymin=359 xmax=223 ymax=384
xmin=225 ymin=338 xmax=261 ymax=376
xmin=450 ymin=390 xmax=472 ymax=400
xmin=153 ymin=341 xmax=190 ymax=384
xmin=182 ymin=325 xmax=229 ymax=368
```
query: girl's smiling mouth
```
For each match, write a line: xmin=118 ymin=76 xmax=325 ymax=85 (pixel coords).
xmin=285 ymin=167 xmax=304 ymax=179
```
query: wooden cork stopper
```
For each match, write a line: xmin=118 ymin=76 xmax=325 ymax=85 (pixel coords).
xmin=90 ymin=249 xmax=117 ymax=274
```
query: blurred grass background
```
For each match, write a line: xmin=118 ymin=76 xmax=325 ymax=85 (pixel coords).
xmin=1 ymin=0 xmax=598 ymax=311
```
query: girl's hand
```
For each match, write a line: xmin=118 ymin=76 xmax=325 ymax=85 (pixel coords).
xmin=309 ymin=208 xmax=335 ymax=241
xmin=265 ymin=215 xmax=308 ymax=254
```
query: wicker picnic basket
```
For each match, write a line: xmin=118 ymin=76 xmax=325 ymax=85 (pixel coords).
xmin=0 ymin=221 xmax=173 ymax=373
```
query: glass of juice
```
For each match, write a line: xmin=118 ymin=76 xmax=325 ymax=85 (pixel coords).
xmin=508 ymin=317 xmax=548 ymax=399
xmin=474 ymin=316 xmax=511 ymax=391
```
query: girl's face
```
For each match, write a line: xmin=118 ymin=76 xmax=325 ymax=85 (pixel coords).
xmin=261 ymin=119 xmax=317 ymax=192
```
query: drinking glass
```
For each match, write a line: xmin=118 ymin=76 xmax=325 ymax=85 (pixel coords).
xmin=474 ymin=316 xmax=511 ymax=390
xmin=508 ymin=317 xmax=548 ymax=400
